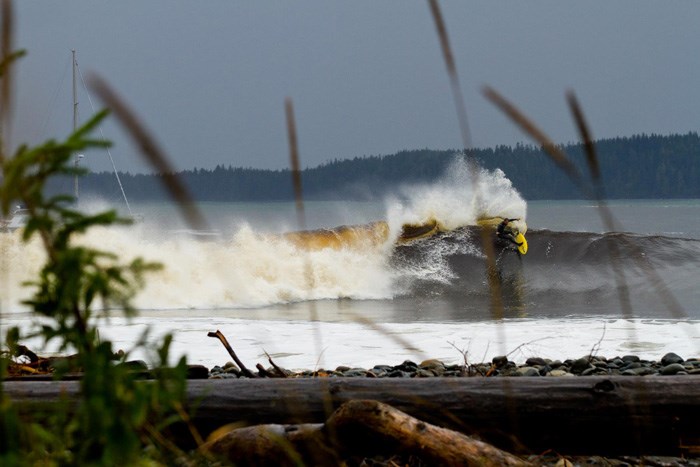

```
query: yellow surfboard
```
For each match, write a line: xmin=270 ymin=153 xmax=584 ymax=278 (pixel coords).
xmin=515 ymin=232 xmax=528 ymax=255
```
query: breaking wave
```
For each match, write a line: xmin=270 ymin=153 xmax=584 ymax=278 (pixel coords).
xmin=391 ymin=228 xmax=700 ymax=320
xmin=3 ymin=157 xmax=698 ymax=321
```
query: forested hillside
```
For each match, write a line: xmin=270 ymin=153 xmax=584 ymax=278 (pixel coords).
xmin=72 ymin=132 xmax=700 ymax=202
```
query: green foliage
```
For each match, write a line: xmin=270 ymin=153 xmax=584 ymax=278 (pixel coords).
xmin=1 ymin=52 xmax=193 ymax=465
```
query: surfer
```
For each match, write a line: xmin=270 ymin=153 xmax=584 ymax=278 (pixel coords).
xmin=497 ymin=218 xmax=523 ymax=247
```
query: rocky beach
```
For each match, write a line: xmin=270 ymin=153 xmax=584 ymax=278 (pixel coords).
xmin=208 ymin=351 xmax=700 ymax=379
xmin=187 ymin=351 xmax=700 ymax=464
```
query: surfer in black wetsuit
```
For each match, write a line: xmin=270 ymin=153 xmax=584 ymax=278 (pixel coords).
xmin=497 ymin=218 xmax=523 ymax=247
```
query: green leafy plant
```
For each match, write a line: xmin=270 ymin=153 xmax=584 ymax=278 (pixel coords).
xmin=1 ymin=49 xmax=194 ymax=466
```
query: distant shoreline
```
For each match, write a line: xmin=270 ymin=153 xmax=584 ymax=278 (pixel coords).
xmin=52 ymin=131 xmax=700 ymax=202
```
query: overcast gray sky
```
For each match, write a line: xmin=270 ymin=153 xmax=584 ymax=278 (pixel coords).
xmin=11 ymin=1 xmax=700 ymax=173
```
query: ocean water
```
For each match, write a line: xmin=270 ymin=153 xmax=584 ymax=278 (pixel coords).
xmin=2 ymin=163 xmax=699 ymax=369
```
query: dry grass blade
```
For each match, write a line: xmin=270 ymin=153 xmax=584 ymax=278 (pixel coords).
xmin=565 ymin=90 xmax=687 ymax=321
xmin=284 ymin=97 xmax=338 ymax=441
xmin=349 ymin=313 xmax=425 ymax=357
xmin=0 ymin=0 xmax=13 ymax=160
xmin=284 ymin=97 xmax=314 ymax=294
xmin=427 ymin=0 xmax=455 ymax=77
xmin=87 ymin=73 xmax=208 ymax=231
xmin=490 ymin=85 xmax=687 ymax=333
xmin=483 ymin=86 xmax=584 ymax=188
xmin=566 ymin=91 xmax=599 ymax=182
xmin=427 ymin=0 xmax=504 ymax=319
xmin=480 ymin=86 xmax=678 ymax=325
xmin=285 ymin=97 xmax=306 ymax=230
xmin=482 ymin=86 xmax=639 ymax=355
xmin=566 ymin=90 xmax=617 ymax=228
xmin=481 ymin=233 xmax=505 ymax=319
xmin=427 ymin=0 xmax=471 ymax=148
xmin=565 ymin=90 xmax=634 ymax=324
xmin=284 ymin=97 xmax=325 ymax=356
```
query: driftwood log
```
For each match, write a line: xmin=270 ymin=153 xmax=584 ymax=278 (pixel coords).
xmin=4 ymin=376 xmax=700 ymax=456
xmin=203 ymin=399 xmax=531 ymax=466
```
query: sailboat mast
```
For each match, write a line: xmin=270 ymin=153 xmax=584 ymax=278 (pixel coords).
xmin=72 ymin=49 xmax=80 ymax=201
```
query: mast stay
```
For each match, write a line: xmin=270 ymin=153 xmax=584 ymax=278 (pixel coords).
xmin=72 ymin=49 xmax=133 ymax=217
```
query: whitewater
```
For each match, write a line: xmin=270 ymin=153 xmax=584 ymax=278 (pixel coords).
xmin=2 ymin=159 xmax=699 ymax=369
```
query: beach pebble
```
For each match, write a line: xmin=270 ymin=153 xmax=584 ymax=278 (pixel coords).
xmin=395 ymin=360 xmax=418 ymax=372
xmin=660 ymin=363 xmax=686 ymax=376
xmin=526 ymin=357 xmax=547 ymax=367
xmin=206 ymin=353 xmax=700 ymax=379
xmin=223 ymin=361 xmax=239 ymax=371
xmin=419 ymin=359 xmax=446 ymax=376
xmin=570 ymin=358 xmax=593 ymax=374
xmin=342 ymin=368 xmax=368 ymax=378
xmin=622 ymin=361 xmax=642 ymax=371
xmin=661 ymin=352 xmax=684 ymax=366
xmin=368 ymin=368 xmax=387 ymax=378
xmin=492 ymin=355 xmax=508 ymax=368
xmin=186 ymin=365 xmax=210 ymax=379
xmin=622 ymin=367 xmax=656 ymax=376
xmin=517 ymin=367 xmax=540 ymax=377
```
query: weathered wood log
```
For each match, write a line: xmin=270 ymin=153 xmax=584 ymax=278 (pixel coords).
xmin=326 ymin=399 xmax=530 ymax=466
xmin=188 ymin=377 xmax=700 ymax=456
xmin=203 ymin=400 xmax=531 ymax=466
xmin=203 ymin=422 xmax=334 ymax=466
xmin=4 ymin=377 xmax=700 ymax=456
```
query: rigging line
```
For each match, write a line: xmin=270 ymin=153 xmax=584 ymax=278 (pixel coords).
xmin=40 ymin=58 xmax=70 ymax=136
xmin=76 ymin=61 xmax=133 ymax=217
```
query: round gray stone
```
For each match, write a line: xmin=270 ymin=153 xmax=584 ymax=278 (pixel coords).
xmin=517 ymin=367 xmax=540 ymax=377
xmin=661 ymin=352 xmax=684 ymax=366
xmin=492 ymin=355 xmax=508 ymax=368
xmin=570 ymin=358 xmax=593 ymax=374
xmin=659 ymin=363 xmax=686 ymax=375
xmin=526 ymin=357 xmax=547 ymax=367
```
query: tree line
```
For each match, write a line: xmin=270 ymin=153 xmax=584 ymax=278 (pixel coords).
xmin=60 ymin=132 xmax=700 ymax=202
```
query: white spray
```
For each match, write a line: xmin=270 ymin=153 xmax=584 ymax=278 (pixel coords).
xmin=0 ymin=157 xmax=526 ymax=313
xmin=385 ymin=157 xmax=526 ymax=235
